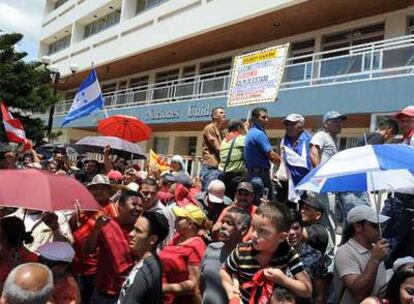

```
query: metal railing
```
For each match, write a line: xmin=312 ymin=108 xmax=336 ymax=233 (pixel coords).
xmin=46 ymin=34 xmax=414 ymax=116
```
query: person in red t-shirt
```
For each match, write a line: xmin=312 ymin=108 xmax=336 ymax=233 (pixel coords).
xmin=69 ymin=174 xmax=116 ymax=304
xmin=84 ymin=187 xmax=144 ymax=304
xmin=0 ymin=217 xmax=38 ymax=293
xmin=212 ymin=182 xmax=257 ymax=242
xmin=159 ymin=204 xmax=208 ymax=304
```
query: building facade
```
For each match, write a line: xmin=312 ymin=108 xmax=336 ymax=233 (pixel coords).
xmin=38 ymin=0 xmax=414 ymax=174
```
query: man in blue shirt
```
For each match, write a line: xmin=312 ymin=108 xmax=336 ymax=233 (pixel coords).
xmin=244 ymin=107 xmax=280 ymax=200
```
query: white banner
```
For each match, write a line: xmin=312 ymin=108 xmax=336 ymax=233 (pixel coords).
xmin=227 ymin=44 xmax=289 ymax=107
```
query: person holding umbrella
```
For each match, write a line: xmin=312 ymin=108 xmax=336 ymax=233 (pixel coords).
xmin=334 ymin=205 xmax=390 ymax=304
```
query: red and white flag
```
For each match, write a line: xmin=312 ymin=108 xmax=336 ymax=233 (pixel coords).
xmin=1 ymin=100 xmax=29 ymax=146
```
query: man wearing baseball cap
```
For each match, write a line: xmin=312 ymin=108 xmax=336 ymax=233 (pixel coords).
xmin=394 ymin=105 xmax=414 ymax=146
xmin=276 ymin=113 xmax=312 ymax=203
xmin=334 ymin=205 xmax=390 ymax=304
xmin=310 ymin=110 xmax=347 ymax=167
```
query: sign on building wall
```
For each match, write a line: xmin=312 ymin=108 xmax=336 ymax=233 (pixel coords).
xmin=228 ymin=44 xmax=289 ymax=107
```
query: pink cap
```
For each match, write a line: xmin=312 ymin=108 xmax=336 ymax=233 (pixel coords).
xmin=107 ymin=169 xmax=123 ymax=181
xmin=395 ymin=105 xmax=414 ymax=119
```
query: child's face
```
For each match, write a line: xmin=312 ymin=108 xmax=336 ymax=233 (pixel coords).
xmin=250 ymin=214 xmax=287 ymax=252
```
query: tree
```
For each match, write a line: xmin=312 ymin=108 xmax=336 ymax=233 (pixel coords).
xmin=0 ymin=33 xmax=56 ymax=144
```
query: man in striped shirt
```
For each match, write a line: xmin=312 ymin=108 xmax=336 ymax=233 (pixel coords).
xmin=220 ymin=202 xmax=312 ymax=303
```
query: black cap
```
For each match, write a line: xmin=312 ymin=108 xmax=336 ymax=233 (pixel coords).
xmin=299 ymin=192 xmax=324 ymax=212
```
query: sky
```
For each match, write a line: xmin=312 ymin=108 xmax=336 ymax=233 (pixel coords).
xmin=0 ymin=0 xmax=46 ymax=61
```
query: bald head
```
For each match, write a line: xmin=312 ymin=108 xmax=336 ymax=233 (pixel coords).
xmin=1 ymin=263 xmax=53 ymax=304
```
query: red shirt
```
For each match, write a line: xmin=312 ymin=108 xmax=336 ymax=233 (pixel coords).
xmin=71 ymin=203 xmax=119 ymax=276
xmin=51 ymin=273 xmax=81 ymax=304
xmin=94 ymin=219 xmax=133 ymax=295
xmin=159 ymin=234 xmax=206 ymax=304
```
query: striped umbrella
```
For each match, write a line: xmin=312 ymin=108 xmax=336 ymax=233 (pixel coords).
xmin=296 ymin=144 xmax=414 ymax=194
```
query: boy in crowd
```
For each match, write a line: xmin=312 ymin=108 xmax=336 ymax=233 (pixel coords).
xmin=220 ymin=202 xmax=312 ymax=303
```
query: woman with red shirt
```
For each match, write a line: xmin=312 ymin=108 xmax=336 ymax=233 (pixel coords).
xmin=0 ymin=216 xmax=38 ymax=293
xmin=159 ymin=205 xmax=208 ymax=304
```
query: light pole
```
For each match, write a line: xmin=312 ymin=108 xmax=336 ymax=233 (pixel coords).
xmin=41 ymin=56 xmax=79 ymax=138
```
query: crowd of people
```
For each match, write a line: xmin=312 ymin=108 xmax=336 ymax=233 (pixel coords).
xmin=0 ymin=104 xmax=413 ymax=304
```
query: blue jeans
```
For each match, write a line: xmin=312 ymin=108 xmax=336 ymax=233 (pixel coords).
xmin=77 ymin=274 xmax=95 ymax=304
xmin=199 ymin=165 xmax=223 ymax=191
xmin=90 ymin=290 xmax=118 ymax=304
xmin=246 ymin=168 xmax=272 ymax=201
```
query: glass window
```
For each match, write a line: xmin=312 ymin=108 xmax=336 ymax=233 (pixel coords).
xmin=84 ymin=10 xmax=121 ymax=39
xmin=130 ymin=76 xmax=149 ymax=103
xmin=153 ymin=137 xmax=169 ymax=155
xmin=199 ymin=57 xmax=232 ymax=95
xmin=322 ymin=23 xmax=385 ymax=57
xmin=153 ymin=69 xmax=179 ymax=101
xmin=48 ymin=34 xmax=71 ymax=55
xmin=136 ymin=0 xmax=170 ymax=15
xmin=408 ymin=15 xmax=414 ymax=34
xmin=54 ymin=0 xmax=68 ymax=10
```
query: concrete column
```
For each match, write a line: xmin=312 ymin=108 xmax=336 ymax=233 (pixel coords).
xmin=384 ymin=12 xmax=408 ymax=39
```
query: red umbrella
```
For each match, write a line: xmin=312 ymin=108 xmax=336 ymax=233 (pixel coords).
xmin=0 ymin=169 xmax=101 ymax=211
xmin=98 ymin=115 xmax=152 ymax=142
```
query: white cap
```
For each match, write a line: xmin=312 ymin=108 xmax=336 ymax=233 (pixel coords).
xmin=283 ymin=114 xmax=305 ymax=124
xmin=393 ymin=256 xmax=414 ymax=272
xmin=37 ymin=241 xmax=75 ymax=263
xmin=347 ymin=205 xmax=389 ymax=224
xmin=207 ymin=180 xmax=225 ymax=204
xmin=87 ymin=174 xmax=111 ymax=187
xmin=171 ymin=155 xmax=185 ymax=170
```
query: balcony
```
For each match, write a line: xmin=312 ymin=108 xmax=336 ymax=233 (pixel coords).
xmin=47 ymin=34 xmax=414 ymax=117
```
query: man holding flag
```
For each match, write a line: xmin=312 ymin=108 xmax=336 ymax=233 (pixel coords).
xmin=62 ymin=69 xmax=105 ymax=127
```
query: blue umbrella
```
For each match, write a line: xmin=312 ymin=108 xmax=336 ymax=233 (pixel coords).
xmin=296 ymin=144 xmax=414 ymax=238
xmin=296 ymin=144 xmax=414 ymax=194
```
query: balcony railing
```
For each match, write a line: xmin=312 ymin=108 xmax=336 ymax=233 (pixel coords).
xmin=48 ymin=34 xmax=414 ymax=116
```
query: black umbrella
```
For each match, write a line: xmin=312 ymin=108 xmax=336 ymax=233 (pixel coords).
xmin=73 ymin=136 xmax=146 ymax=160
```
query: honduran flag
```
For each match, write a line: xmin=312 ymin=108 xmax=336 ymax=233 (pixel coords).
xmin=0 ymin=100 xmax=29 ymax=146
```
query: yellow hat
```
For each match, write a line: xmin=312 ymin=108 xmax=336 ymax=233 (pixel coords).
xmin=172 ymin=204 xmax=207 ymax=226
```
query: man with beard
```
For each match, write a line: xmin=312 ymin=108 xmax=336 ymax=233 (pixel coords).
xmin=84 ymin=188 xmax=145 ymax=304
xmin=200 ymin=207 xmax=251 ymax=304
xmin=117 ymin=211 xmax=170 ymax=304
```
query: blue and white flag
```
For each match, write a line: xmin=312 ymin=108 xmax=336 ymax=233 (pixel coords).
xmin=62 ymin=69 xmax=104 ymax=126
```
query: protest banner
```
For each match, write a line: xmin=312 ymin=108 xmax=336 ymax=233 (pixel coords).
xmin=228 ymin=44 xmax=289 ymax=107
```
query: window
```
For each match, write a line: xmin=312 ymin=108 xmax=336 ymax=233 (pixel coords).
xmin=153 ymin=69 xmax=179 ymax=101
xmin=176 ymin=66 xmax=196 ymax=98
xmin=84 ymin=10 xmax=121 ymax=39
xmin=199 ymin=57 xmax=232 ymax=94
xmin=54 ymin=0 xmax=68 ymax=10
xmin=48 ymin=34 xmax=71 ymax=55
xmin=130 ymin=76 xmax=149 ymax=103
xmin=290 ymin=39 xmax=315 ymax=62
xmin=102 ymin=82 xmax=117 ymax=106
xmin=322 ymin=23 xmax=385 ymax=56
xmin=199 ymin=57 xmax=232 ymax=75
xmin=284 ymin=39 xmax=315 ymax=83
xmin=136 ymin=0 xmax=170 ymax=15
xmin=408 ymin=15 xmax=414 ymax=34
xmin=153 ymin=137 xmax=169 ymax=155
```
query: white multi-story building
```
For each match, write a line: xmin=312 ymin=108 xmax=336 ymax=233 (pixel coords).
xmin=38 ymin=0 xmax=414 ymax=174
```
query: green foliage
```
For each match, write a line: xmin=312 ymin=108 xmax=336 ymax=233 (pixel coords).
xmin=0 ymin=33 xmax=56 ymax=143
